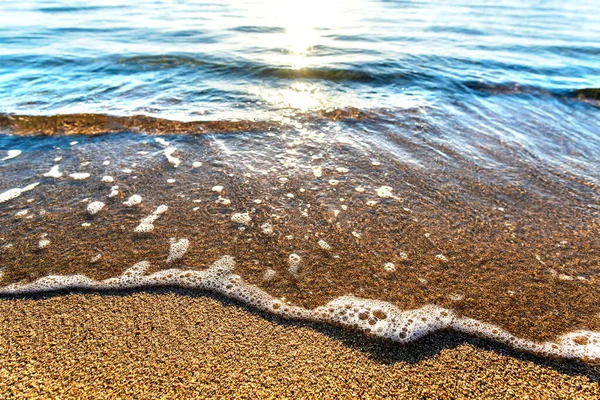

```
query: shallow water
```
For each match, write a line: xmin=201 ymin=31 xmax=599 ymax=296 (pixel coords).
xmin=1 ymin=0 xmax=599 ymax=359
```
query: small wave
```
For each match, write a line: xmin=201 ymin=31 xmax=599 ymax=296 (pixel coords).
xmin=1 ymin=256 xmax=598 ymax=361
xmin=0 ymin=109 xmax=379 ymax=136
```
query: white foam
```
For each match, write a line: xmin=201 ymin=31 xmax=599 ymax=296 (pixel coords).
xmin=313 ymin=167 xmax=323 ymax=178
xmin=167 ymin=178 xmax=176 ymax=183
xmin=376 ymin=186 xmax=394 ymax=199
xmin=155 ymin=138 xmax=169 ymax=147
xmin=2 ymin=150 xmax=22 ymax=161
xmin=87 ymin=201 xmax=105 ymax=215
xmin=134 ymin=205 xmax=168 ymax=233
xmin=15 ymin=209 xmax=28 ymax=217
xmin=383 ymin=262 xmax=396 ymax=272
xmin=69 ymin=141 xmax=78 ymax=146
xmin=102 ymin=175 xmax=114 ymax=183
xmin=261 ymin=222 xmax=274 ymax=235
xmin=288 ymin=253 xmax=301 ymax=275
xmin=103 ymin=160 xmax=110 ymax=165
xmin=0 ymin=183 xmax=39 ymax=204
xmin=38 ymin=239 xmax=50 ymax=249
xmin=263 ymin=269 xmax=276 ymax=281
xmin=231 ymin=212 xmax=251 ymax=225
xmin=166 ymin=238 xmax=189 ymax=263
xmin=43 ymin=165 xmax=63 ymax=178
xmin=216 ymin=196 xmax=231 ymax=205
xmin=318 ymin=240 xmax=332 ymax=250
xmin=108 ymin=186 xmax=119 ymax=198
xmin=69 ymin=173 xmax=90 ymax=180
xmin=1 ymin=255 xmax=597 ymax=361
xmin=123 ymin=194 xmax=142 ymax=207
xmin=192 ymin=161 xmax=202 ymax=168
xmin=212 ymin=186 xmax=224 ymax=193
xmin=164 ymin=147 xmax=181 ymax=167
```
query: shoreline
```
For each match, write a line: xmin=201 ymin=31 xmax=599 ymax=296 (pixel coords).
xmin=0 ymin=289 xmax=598 ymax=398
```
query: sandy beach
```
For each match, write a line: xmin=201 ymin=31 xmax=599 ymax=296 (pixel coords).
xmin=0 ymin=289 xmax=598 ymax=399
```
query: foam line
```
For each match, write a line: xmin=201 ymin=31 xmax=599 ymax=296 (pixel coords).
xmin=0 ymin=256 xmax=597 ymax=361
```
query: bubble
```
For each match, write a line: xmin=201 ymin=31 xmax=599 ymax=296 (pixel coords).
xmin=376 ymin=186 xmax=394 ymax=199
xmin=328 ymin=179 xmax=340 ymax=186
xmin=87 ymin=201 xmax=105 ymax=215
xmin=435 ymin=254 xmax=449 ymax=262
xmin=383 ymin=262 xmax=396 ymax=272
xmin=164 ymin=147 xmax=181 ymax=167
xmin=102 ymin=160 xmax=110 ymax=165
xmin=260 ymin=222 xmax=274 ymax=235
xmin=69 ymin=173 xmax=90 ymax=180
xmin=288 ymin=253 xmax=301 ymax=275
xmin=15 ymin=210 xmax=28 ymax=217
xmin=231 ymin=212 xmax=252 ymax=225
xmin=108 ymin=186 xmax=119 ymax=198
xmin=155 ymin=138 xmax=169 ymax=147
xmin=0 ymin=183 xmax=40 ymax=204
xmin=135 ymin=205 xmax=168 ymax=233
xmin=166 ymin=238 xmax=190 ymax=263
xmin=263 ymin=269 xmax=276 ymax=281
xmin=318 ymin=240 xmax=332 ymax=250
xmin=2 ymin=150 xmax=22 ymax=161
xmin=43 ymin=165 xmax=63 ymax=178
xmin=123 ymin=194 xmax=143 ymax=207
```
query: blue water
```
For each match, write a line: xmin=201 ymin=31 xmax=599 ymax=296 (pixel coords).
xmin=1 ymin=0 xmax=599 ymax=117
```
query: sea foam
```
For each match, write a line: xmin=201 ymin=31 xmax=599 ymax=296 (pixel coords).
xmin=0 ymin=256 xmax=597 ymax=361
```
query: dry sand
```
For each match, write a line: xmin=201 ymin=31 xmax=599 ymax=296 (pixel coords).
xmin=0 ymin=289 xmax=598 ymax=399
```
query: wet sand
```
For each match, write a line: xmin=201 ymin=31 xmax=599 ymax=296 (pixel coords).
xmin=0 ymin=290 xmax=598 ymax=399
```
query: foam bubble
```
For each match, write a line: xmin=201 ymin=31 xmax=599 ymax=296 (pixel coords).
xmin=108 ymin=186 xmax=119 ymax=198
xmin=103 ymin=160 xmax=110 ymax=165
xmin=102 ymin=176 xmax=114 ymax=183
xmin=0 ymin=254 xmax=597 ymax=361
xmin=15 ymin=210 xmax=28 ymax=217
xmin=192 ymin=161 xmax=202 ymax=168
xmin=313 ymin=167 xmax=323 ymax=178
xmin=43 ymin=165 xmax=63 ymax=178
xmin=376 ymin=186 xmax=394 ymax=199
xmin=166 ymin=238 xmax=189 ymax=263
xmin=261 ymin=222 xmax=274 ymax=235
xmin=216 ymin=196 xmax=231 ymax=205
xmin=69 ymin=173 xmax=90 ymax=180
xmin=336 ymin=167 xmax=349 ymax=173
xmin=318 ymin=239 xmax=332 ymax=250
xmin=0 ymin=182 xmax=39 ymax=204
xmin=263 ymin=269 xmax=276 ymax=281
xmin=123 ymin=194 xmax=143 ymax=207
xmin=155 ymin=138 xmax=169 ymax=147
xmin=87 ymin=201 xmax=105 ymax=215
xmin=38 ymin=239 xmax=50 ymax=249
xmin=288 ymin=253 xmax=301 ymax=275
xmin=164 ymin=147 xmax=181 ymax=167
xmin=2 ymin=150 xmax=22 ymax=161
xmin=328 ymin=180 xmax=340 ymax=186
xmin=167 ymin=178 xmax=176 ymax=183
xmin=69 ymin=141 xmax=78 ymax=146
xmin=122 ymin=168 xmax=133 ymax=174
xmin=383 ymin=262 xmax=396 ymax=272
xmin=231 ymin=212 xmax=251 ymax=225
xmin=212 ymin=186 xmax=224 ymax=193
xmin=134 ymin=205 xmax=168 ymax=233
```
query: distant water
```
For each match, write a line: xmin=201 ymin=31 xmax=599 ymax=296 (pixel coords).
xmin=1 ymin=0 xmax=600 ymax=360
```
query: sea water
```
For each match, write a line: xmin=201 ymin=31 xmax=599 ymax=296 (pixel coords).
xmin=1 ymin=0 xmax=599 ymax=360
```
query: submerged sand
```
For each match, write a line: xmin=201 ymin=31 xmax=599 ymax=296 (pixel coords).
xmin=0 ymin=290 xmax=598 ymax=399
